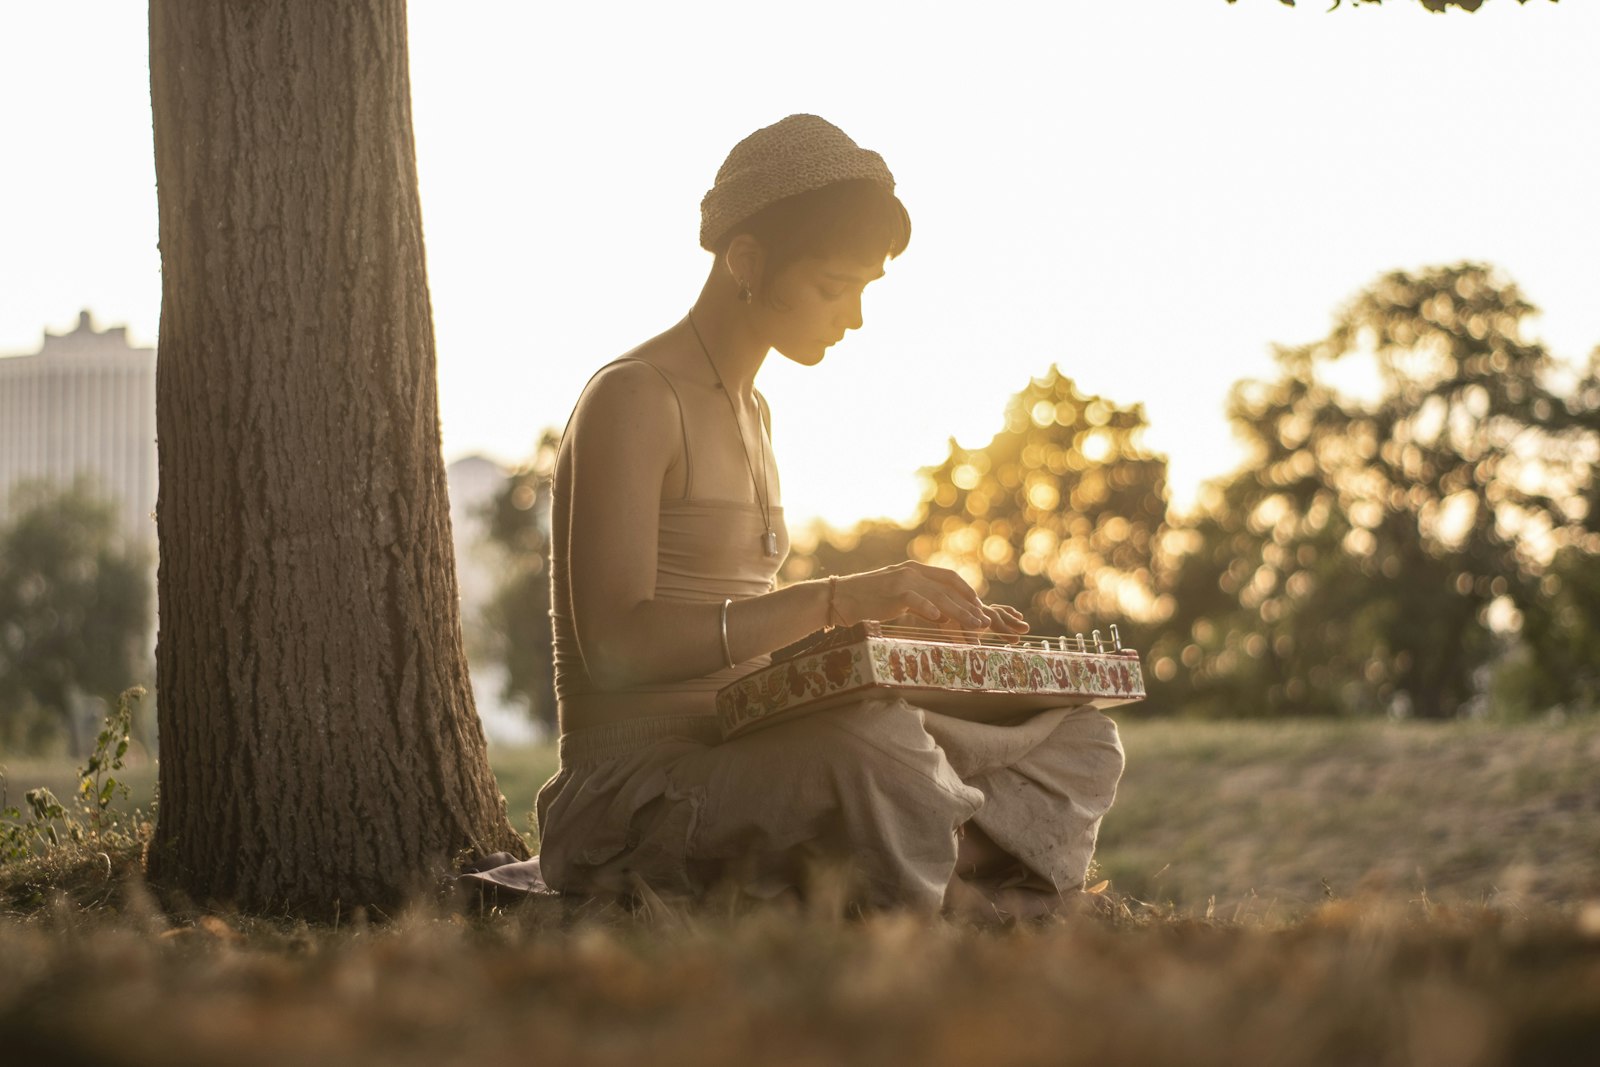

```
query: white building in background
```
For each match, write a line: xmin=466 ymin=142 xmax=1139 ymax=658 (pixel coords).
xmin=0 ymin=310 xmax=156 ymax=543
xmin=0 ymin=315 xmax=538 ymax=741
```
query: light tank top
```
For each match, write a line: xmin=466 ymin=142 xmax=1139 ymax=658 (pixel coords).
xmin=550 ymin=358 xmax=790 ymax=729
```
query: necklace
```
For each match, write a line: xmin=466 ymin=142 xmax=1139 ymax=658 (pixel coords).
xmin=687 ymin=314 xmax=779 ymax=558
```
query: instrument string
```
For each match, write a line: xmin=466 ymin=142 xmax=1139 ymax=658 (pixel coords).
xmin=873 ymin=625 xmax=1126 ymax=653
xmin=876 ymin=624 xmax=1052 ymax=648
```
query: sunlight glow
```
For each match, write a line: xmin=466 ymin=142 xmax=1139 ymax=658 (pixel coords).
xmin=2 ymin=1 xmax=1598 ymax=528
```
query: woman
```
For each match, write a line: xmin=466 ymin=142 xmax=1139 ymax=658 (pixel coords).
xmin=519 ymin=116 xmax=1123 ymax=915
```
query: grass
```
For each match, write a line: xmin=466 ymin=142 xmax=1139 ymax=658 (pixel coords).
xmin=481 ymin=716 xmax=1600 ymax=911
xmin=1 ymin=873 xmax=1597 ymax=1067
xmin=3 ymin=717 xmax=1599 ymax=1065
xmin=1096 ymin=717 xmax=1600 ymax=910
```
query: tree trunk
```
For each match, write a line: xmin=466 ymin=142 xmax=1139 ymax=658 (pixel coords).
xmin=147 ymin=0 xmax=526 ymax=915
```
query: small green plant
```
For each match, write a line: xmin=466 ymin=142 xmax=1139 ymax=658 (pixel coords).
xmin=0 ymin=686 xmax=148 ymax=863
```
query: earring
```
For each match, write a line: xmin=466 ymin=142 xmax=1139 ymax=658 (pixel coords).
xmin=738 ymin=280 xmax=752 ymax=305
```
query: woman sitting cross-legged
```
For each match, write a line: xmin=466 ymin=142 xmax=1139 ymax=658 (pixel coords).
xmin=470 ymin=115 xmax=1125 ymax=918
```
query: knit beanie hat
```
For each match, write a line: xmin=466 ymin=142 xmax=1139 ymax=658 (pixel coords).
xmin=699 ymin=115 xmax=897 ymax=252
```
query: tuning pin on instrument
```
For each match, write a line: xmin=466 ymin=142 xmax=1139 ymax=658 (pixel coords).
xmin=1057 ymin=636 xmax=1068 ymax=651
xmin=1093 ymin=629 xmax=1103 ymax=653
xmin=1075 ymin=633 xmax=1086 ymax=652
xmin=1110 ymin=624 xmax=1122 ymax=652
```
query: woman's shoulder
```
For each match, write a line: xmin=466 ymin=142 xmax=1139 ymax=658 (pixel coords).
xmin=562 ymin=348 xmax=692 ymax=495
xmin=579 ymin=351 xmax=676 ymax=404
xmin=568 ymin=350 xmax=688 ymax=441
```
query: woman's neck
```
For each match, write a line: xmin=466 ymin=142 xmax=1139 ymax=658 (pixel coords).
xmin=687 ymin=284 xmax=766 ymax=397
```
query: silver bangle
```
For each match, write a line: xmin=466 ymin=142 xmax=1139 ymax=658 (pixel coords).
xmin=720 ymin=598 xmax=735 ymax=669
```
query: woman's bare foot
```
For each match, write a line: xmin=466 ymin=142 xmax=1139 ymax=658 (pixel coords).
xmin=954 ymin=821 xmax=1017 ymax=881
xmin=943 ymin=876 xmax=1067 ymax=923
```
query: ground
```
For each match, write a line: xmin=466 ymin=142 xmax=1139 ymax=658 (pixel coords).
xmin=2 ymin=717 xmax=1598 ymax=1066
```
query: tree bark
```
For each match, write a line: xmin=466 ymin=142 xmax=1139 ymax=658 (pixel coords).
xmin=148 ymin=0 xmax=526 ymax=915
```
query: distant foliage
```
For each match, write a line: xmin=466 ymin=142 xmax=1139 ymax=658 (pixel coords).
xmin=488 ymin=265 xmax=1597 ymax=721
xmin=1226 ymin=0 xmax=1556 ymax=11
xmin=1496 ymin=345 xmax=1600 ymax=714
xmin=781 ymin=519 xmax=914 ymax=589
xmin=1152 ymin=264 xmax=1595 ymax=719
xmin=0 ymin=480 xmax=152 ymax=755
xmin=783 ymin=370 xmax=1174 ymax=671
xmin=478 ymin=432 xmax=560 ymax=729
xmin=793 ymin=264 xmax=1599 ymax=720
xmin=912 ymin=369 xmax=1171 ymax=645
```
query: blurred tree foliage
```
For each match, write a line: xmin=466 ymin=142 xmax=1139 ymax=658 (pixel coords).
xmin=780 ymin=519 xmax=914 ymax=589
xmin=476 ymin=432 xmax=560 ymax=730
xmin=1151 ymin=264 xmax=1589 ymax=719
xmin=1227 ymin=0 xmax=1555 ymax=11
xmin=491 ymin=264 xmax=1597 ymax=722
xmin=913 ymin=369 xmax=1172 ymax=646
xmin=786 ymin=369 xmax=1174 ymax=663
xmin=1497 ymin=346 xmax=1600 ymax=714
xmin=0 ymin=480 xmax=152 ymax=754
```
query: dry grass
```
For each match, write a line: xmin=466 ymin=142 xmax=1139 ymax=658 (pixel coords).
xmin=3 ymin=717 xmax=1599 ymax=1066
xmin=481 ymin=716 xmax=1600 ymax=910
xmin=1 ymin=879 xmax=1597 ymax=1067
xmin=1097 ymin=716 xmax=1600 ymax=911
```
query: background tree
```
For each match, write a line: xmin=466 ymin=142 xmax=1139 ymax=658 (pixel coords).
xmin=913 ymin=367 xmax=1173 ymax=650
xmin=1499 ymin=344 xmax=1600 ymax=714
xmin=770 ymin=272 xmax=1598 ymax=724
xmin=0 ymin=480 xmax=151 ymax=756
xmin=1226 ymin=0 xmax=1556 ymax=12
xmin=477 ymin=432 xmax=559 ymax=730
xmin=779 ymin=369 xmax=1177 ymax=703
xmin=780 ymin=519 xmax=917 ymax=589
xmin=148 ymin=0 xmax=525 ymax=915
xmin=1151 ymin=264 xmax=1586 ymax=719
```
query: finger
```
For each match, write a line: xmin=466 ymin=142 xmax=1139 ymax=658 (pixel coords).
xmin=933 ymin=612 xmax=982 ymax=645
xmin=910 ymin=561 xmax=986 ymax=603
xmin=991 ymin=605 xmax=1029 ymax=632
xmin=982 ymin=610 xmax=1023 ymax=642
xmin=894 ymin=570 xmax=982 ymax=628
xmin=897 ymin=600 xmax=982 ymax=635
xmin=934 ymin=579 xmax=987 ymax=619
xmin=901 ymin=592 xmax=944 ymax=623
xmin=975 ymin=603 xmax=1020 ymax=632
xmin=938 ymin=595 xmax=988 ymax=629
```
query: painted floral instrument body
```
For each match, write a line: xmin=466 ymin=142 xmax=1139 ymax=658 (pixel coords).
xmin=717 ymin=621 xmax=1145 ymax=740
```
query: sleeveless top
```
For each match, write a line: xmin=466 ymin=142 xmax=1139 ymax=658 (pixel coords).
xmin=550 ymin=358 xmax=791 ymax=728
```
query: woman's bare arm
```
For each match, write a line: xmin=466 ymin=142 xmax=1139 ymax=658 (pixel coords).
xmin=566 ymin=364 xmax=1003 ymax=691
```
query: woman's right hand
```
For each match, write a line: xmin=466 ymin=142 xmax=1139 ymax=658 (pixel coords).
xmin=831 ymin=562 xmax=990 ymax=631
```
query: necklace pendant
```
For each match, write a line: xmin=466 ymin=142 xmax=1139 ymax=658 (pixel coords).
xmin=762 ymin=529 xmax=779 ymax=558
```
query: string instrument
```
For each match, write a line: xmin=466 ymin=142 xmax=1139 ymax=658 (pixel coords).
xmin=717 ymin=620 xmax=1145 ymax=740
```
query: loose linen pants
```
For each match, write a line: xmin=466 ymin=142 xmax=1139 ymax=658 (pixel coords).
xmin=533 ymin=698 xmax=1126 ymax=911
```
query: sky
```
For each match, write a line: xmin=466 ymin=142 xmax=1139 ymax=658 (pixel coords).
xmin=2 ymin=0 xmax=1597 ymax=532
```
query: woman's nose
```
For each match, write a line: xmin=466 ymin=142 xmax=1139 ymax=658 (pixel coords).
xmin=843 ymin=293 xmax=864 ymax=331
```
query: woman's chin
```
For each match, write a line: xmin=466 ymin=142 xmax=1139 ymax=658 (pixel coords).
xmin=776 ymin=341 xmax=830 ymax=367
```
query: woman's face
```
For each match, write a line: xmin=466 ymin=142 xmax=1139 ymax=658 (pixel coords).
xmin=758 ymin=252 xmax=886 ymax=366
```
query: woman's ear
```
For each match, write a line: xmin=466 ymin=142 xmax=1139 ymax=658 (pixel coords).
xmin=722 ymin=234 xmax=765 ymax=298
